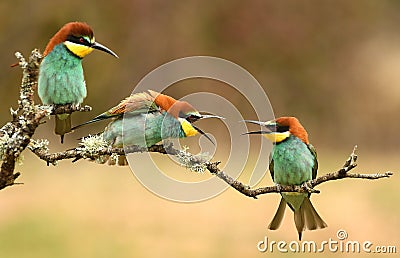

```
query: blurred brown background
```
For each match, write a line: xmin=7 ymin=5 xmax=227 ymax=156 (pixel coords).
xmin=0 ymin=1 xmax=399 ymax=257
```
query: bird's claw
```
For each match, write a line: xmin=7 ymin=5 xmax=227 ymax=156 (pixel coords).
xmin=301 ymin=181 xmax=319 ymax=194
xmin=275 ymin=183 xmax=283 ymax=192
xmin=82 ymin=105 xmax=92 ymax=112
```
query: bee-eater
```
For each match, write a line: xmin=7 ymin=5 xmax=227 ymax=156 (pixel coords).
xmin=72 ymin=90 xmax=223 ymax=165
xmin=244 ymin=116 xmax=327 ymax=240
xmin=38 ymin=22 xmax=118 ymax=143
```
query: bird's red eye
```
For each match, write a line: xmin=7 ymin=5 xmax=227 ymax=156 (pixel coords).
xmin=79 ymin=37 xmax=85 ymax=43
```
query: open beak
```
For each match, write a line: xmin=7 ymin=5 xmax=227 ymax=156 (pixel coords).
xmin=191 ymin=124 xmax=215 ymax=145
xmin=242 ymin=130 xmax=271 ymax=135
xmin=187 ymin=114 xmax=224 ymax=145
xmin=200 ymin=114 xmax=225 ymax=120
xmin=92 ymin=41 xmax=119 ymax=58
xmin=186 ymin=113 xmax=225 ymax=123
xmin=241 ymin=119 xmax=275 ymax=135
xmin=242 ymin=120 xmax=270 ymax=127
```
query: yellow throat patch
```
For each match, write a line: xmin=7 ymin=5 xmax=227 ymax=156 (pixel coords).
xmin=64 ymin=41 xmax=94 ymax=58
xmin=263 ymin=131 xmax=290 ymax=143
xmin=179 ymin=118 xmax=198 ymax=137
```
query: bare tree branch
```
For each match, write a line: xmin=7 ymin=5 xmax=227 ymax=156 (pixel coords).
xmin=0 ymin=50 xmax=42 ymax=189
xmin=29 ymin=136 xmax=393 ymax=198
xmin=206 ymin=146 xmax=393 ymax=198
xmin=0 ymin=49 xmax=394 ymax=195
xmin=0 ymin=50 xmax=102 ymax=190
xmin=29 ymin=140 xmax=177 ymax=166
xmin=52 ymin=104 xmax=92 ymax=115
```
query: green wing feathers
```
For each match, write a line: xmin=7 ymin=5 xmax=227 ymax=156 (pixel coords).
xmin=268 ymin=198 xmax=287 ymax=230
xmin=72 ymin=91 xmax=161 ymax=130
xmin=308 ymin=143 xmax=318 ymax=180
xmin=107 ymin=91 xmax=160 ymax=116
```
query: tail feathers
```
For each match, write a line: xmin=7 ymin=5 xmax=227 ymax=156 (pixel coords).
xmin=268 ymin=198 xmax=287 ymax=230
xmin=295 ymin=197 xmax=327 ymax=240
xmin=55 ymin=114 xmax=72 ymax=143
xmin=71 ymin=118 xmax=101 ymax=131
xmin=294 ymin=208 xmax=305 ymax=240
xmin=302 ymin=197 xmax=328 ymax=230
xmin=71 ymin=113 xmax=119 ymax=131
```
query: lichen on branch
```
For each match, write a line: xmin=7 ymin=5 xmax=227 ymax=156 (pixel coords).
xmin=30 ymin=136 xmax=393 ymax=198
xmin=0 ymin=50 xmax=94 ymax=190
xmin=0 ymin=50 xmax=42 ymax=190
xmin=0 ymin=49 xmax=395 ymax=194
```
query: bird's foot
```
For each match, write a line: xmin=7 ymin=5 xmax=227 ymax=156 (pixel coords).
xmin=77 ymin=104 xmax=92 ymax=112
xmin=51 ymin=104 xmax=58 ymax=113
xmin=275 ymin=183 xmax=283 ymax=192
xmin=301 ymin=181 xmax=320 ymax=194
xmin=52 ymin=104 xmax=92 ymax=115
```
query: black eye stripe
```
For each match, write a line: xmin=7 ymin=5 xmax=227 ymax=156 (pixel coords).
xmin=266 ymin=123 xmax=289 ymax=132
xmin=276 ymin=125 xmax=290 ymax=132
xmin=66 ymin=35 xmax=91 ymax=46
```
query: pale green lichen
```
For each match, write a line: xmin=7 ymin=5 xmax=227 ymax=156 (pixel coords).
xmin=29 ymin=139 xmax=49 ymax=152
xmin=77 ymin=134 xmax=108 ymax=156
xmin=10 ymin=107 xmax=18 ymax=117
xmin=0 ymin=131 xmax=10 ymax=161
xmin=36 ymin=105 xmax=53 ymax=118
xmin=18 ymin=116 xmax=26 ymax=127
xmin=14 ymin=52 xmax=27 ymax=69
xmin=0 ymin=131 xmax=25 ymax=165
xmin=176 ymin=146 xmax=210 ymax=173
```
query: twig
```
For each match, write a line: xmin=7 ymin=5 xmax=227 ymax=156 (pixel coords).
xmin=0 ymin=50 xmax=394 ymax=195
xmin=29 ymin=137 xmax=393 ymax=198
xmin=0 ymin=50 xmax=42 ymax=190
xmin=29 ymin=140 xmax=178 ymax=166
xmin=206 ymin=145 xmax=393 ymax=198
xmin=0 ymin=50 xmax=100 ymax=190
xmin=52 ymin=104 xmax=92 ymax=115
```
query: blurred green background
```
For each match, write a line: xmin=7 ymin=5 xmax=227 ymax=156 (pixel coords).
xmin=0 ymin=0 xmax=399 ymax=257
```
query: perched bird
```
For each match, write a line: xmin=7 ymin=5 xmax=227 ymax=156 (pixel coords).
xmin=38 ymin=22 xmax=118 ymax=143
xmin=244 ymin=117 xmax=327 ymax=240
xmin=72 ymin=90 xmax=223 ymax=165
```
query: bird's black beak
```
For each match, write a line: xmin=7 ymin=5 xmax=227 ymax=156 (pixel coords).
xmin=191 ymin=124 xmax=216 ymax=145
xmin=92 ymin=41 xmax=119 ymax=58
xmin=242 ymin=130 xmax=271 ymax=135
xmin=187 ymin=114 xmax=224 ymax=145
xmin=186 ymin=113 xmax=225 ymax=123
xmin=200 ymin=114 xmax=225 ymax=120
xmin=241 ymin=119 xmax=275 ymax=135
